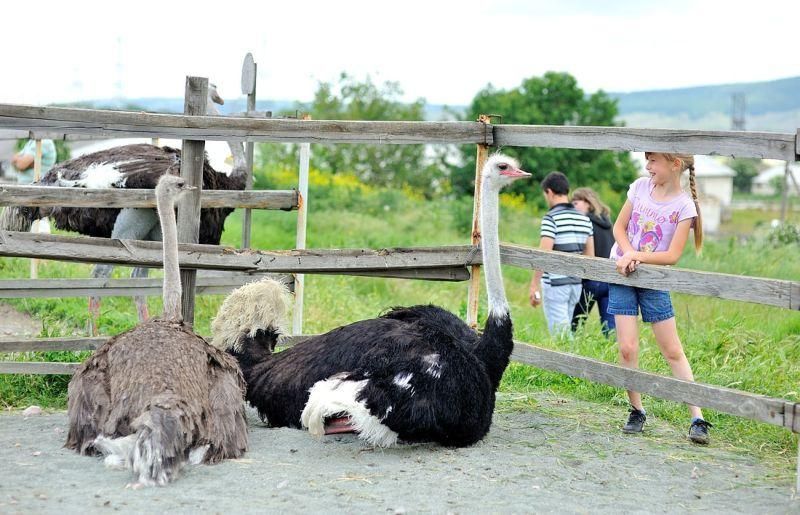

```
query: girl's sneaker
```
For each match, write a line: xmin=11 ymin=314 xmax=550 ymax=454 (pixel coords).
xmin=688 ymin=419 xmax=712 ymax=444
xmin=622 ymin=408 xmax=646 ymax=433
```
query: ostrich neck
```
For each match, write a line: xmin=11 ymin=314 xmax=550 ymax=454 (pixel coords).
xmin=480 ymin=184 xmax=507 ymax=318
xmin=206 ymin=100 xmax=247 ymax=177
xmin=157 ymin=193 xmax=182 ymax=321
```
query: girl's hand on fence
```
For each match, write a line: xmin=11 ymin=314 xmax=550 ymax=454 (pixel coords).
xmin=616 ymin=252 xmax=639 ymax=276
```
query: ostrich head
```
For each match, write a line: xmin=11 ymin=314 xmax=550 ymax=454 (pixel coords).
xmin=211 ymin=278 xmax=292 ymax=354
xmin=208 ymin=82 xmax=224 ymax=108
xmin=481 ymin=154 xmax=531 ymax=191
xmin=155 ymin=174 xmax=196 ymax=201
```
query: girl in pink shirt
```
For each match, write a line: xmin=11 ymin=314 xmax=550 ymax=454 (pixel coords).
xmin=608 ymin=152 xmax=711 ymax=444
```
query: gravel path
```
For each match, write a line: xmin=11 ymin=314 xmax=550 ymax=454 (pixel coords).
xmin=1 ymin=396 xmax=796 ymax=514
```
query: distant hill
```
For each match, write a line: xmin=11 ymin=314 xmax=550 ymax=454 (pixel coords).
xmin=610 ymin=76 xmax=800 ymax=132
xmin=64 ymin=75 xmax=800 ymax=132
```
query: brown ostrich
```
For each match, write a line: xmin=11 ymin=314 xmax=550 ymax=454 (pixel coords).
xmin=64 ymin=174 xmax=253 ymax=487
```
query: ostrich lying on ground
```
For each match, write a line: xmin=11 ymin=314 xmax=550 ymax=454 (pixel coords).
xmin=65 ymin=175 xmax=251 ymax=487
xmin=211 ymin=154 xmax=530 ymax=447
xmin=0 ymin=84 xmax=247 ymax=328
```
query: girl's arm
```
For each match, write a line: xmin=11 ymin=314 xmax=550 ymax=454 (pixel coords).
xmin=621 ymin=218 xmax=693 ymax=266
xmin=613 ymin=201 xmax=635 ymax=254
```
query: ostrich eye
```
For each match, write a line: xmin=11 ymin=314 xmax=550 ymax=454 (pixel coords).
xmin=498 ymin=164 xmax=508 ymax=170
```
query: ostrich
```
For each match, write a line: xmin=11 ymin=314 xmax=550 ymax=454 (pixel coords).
xmin=65 ymin=174 xmax=252 ymax=487
xmin=211 ymin=154 xmax=530 ymax=447
xmin=0 ymin=84 xmax=248 ymax=329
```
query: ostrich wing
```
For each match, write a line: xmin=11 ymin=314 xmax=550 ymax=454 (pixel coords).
xmin=40 ymin=144 xmax=180 ymax=188
xmin=358 ymin=327 xmax=495 ymax=446
xmin=381 ymin=305 xmax=479 ymax=349
xmin=202 ymin=349 xmax=248 ymax=463
xmin=65 ymin=345 xmax=112 ymax=455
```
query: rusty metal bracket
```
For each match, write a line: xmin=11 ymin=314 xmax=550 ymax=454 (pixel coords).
xmin=784 ymin=401 xmax=800 ymax=433
xmin=477 ymin=114 xmax=491 ymax=147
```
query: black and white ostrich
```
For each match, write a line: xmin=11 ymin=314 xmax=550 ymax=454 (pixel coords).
xmin=65 ymin=174 xmax=253 ymax=487
xmin=211 ymin=154 xmax=530 ymax=447
xmin=0 ymin=84 xmax=248 ymax=327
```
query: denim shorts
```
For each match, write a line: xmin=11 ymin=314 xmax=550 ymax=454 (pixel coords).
xmin=607 ymin=283 xmax=674 ymax=323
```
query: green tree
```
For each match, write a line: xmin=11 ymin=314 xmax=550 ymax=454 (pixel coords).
xmin=257 ymin=73 xmax=447 ymax=195
xmin=728 ymin=157 xmax=760 ymax=193
xmin=453 ymin=72 xmax=638 ymax=209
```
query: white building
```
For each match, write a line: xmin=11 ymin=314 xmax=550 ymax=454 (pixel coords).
xmin=752 ymin=162 xmax=800 ymax=196
xmin=630 ymin=153 xmax=736 ymax=233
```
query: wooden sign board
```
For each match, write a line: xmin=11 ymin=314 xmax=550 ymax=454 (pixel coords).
xmin=241 ymin=53 xmax=256 ymax=95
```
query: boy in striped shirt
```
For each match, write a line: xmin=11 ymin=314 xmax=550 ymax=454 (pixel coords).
xmin=529 ymin=171 xmax=594 ymax=336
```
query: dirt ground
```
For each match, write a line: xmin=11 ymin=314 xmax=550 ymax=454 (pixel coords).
xmin=0 ymin=303 xmax=42 ymax=338
xmin=0 ymin=304 xmax=797 ymax=513
xmin=0 ymin=399 xmax=796 ymax=514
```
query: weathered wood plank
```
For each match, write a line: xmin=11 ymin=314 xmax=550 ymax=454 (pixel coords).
xmin=497 ymin=243 xmax=799 ymax=310
xmin=0 ymin=334 xmax=310 ymax=353
xmin=0 ymin=337 xmax=106 ymax=352
xmin=0 ymin=185 xmax=298 ymax=210
xmin=0 ymin=362 xmax=79 ymax=374
xmin=0 ymin=104 xmax=492 ymax=145
xmin=177 ymin=77 xmax=208 ymax=325
xmin=0 ymin=232 xmax=476 ymax=273
xmin=0 ymin=273 xmax=294 ymax=298
xmin=494 ymin=125 xmax=797 ymax=161
xmin=511 ymin=342 xmax=796 ymax=430
xmin=340 ymin=266 xmax=470 ymax=281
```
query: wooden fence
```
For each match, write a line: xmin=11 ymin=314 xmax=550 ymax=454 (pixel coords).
xmin=0 ymin=76 xmax=799 ymax=487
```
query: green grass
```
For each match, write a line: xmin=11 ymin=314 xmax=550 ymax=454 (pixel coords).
xmin=1 ymin=177 xmax=798 ymax=475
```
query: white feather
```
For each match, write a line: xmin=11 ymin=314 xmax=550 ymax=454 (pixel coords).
xmin=57 ymin=161 xmax=134 ymax=189
xmin=301 ymin=376 xmax=399 ymax=447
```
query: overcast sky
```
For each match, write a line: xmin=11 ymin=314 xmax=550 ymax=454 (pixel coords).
xmin=2 ymin=0 xmax=798 ymax=107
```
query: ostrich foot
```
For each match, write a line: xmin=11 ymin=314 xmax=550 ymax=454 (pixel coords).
xmin=324 ymin=416 xmax=356 ymax=435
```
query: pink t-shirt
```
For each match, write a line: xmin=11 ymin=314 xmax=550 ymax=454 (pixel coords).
xmin=610 ymin=177 xmax=697 ymax=258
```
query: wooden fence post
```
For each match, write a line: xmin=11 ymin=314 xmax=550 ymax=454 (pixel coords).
xmin=293 ymin=114 xmax=311 ymax=335
xmin=780 ymin=161 xmax=789 ymax=222
xmin=177 ymin=76 xmax=208 ymax=325
xmin=29 ymin=139 xmax=43 ymax=279
xmin=241 ymin=53 xmax=257 ymax=249
xmin=466 ymin=114 xmax=490 ymax=328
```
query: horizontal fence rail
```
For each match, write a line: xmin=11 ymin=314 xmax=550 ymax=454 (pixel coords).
xmin=0 ymin=272 xmax=294 ymax=299
xmin=0 ymin=185 xmax=298 ymax=210
xmin=1 ymin=104 xmax=798 ymax=160
xmin=494 ymin=125 xmax=799 ymax=161
xmin=509 ymin=343 xmax=800 ymax=433
xmin=3 ymin=337 xmax=796 ymax=433
xmin=0 ymin=104 xmax=493 ymax=145
xmin=0 ymin=233 xmax=796 ymax=309
xmin=0 ymin=231 xmax=472 ymax=281
xmin=497 ymin=243 xmax=800 ymax=311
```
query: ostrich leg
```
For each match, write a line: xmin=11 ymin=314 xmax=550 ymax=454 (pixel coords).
xmin=89 ymin=208 xmax=160 ymax=334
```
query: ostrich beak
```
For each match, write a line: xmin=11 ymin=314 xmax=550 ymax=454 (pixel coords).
xmin=210 ymin=88 xmax=225 ymax=105
xmin=501 ymin=168 xmax=531 ymax=180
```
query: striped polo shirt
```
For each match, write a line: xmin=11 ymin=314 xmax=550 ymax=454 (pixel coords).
xmin=540 ymin=203 xmax=593 ymax=286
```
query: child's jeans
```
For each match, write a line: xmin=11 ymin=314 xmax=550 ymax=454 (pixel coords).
xmin=542 ymin=283 xmax=582 ymax=336
xmin=607 ymin=284 xmax=674 ymax=323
